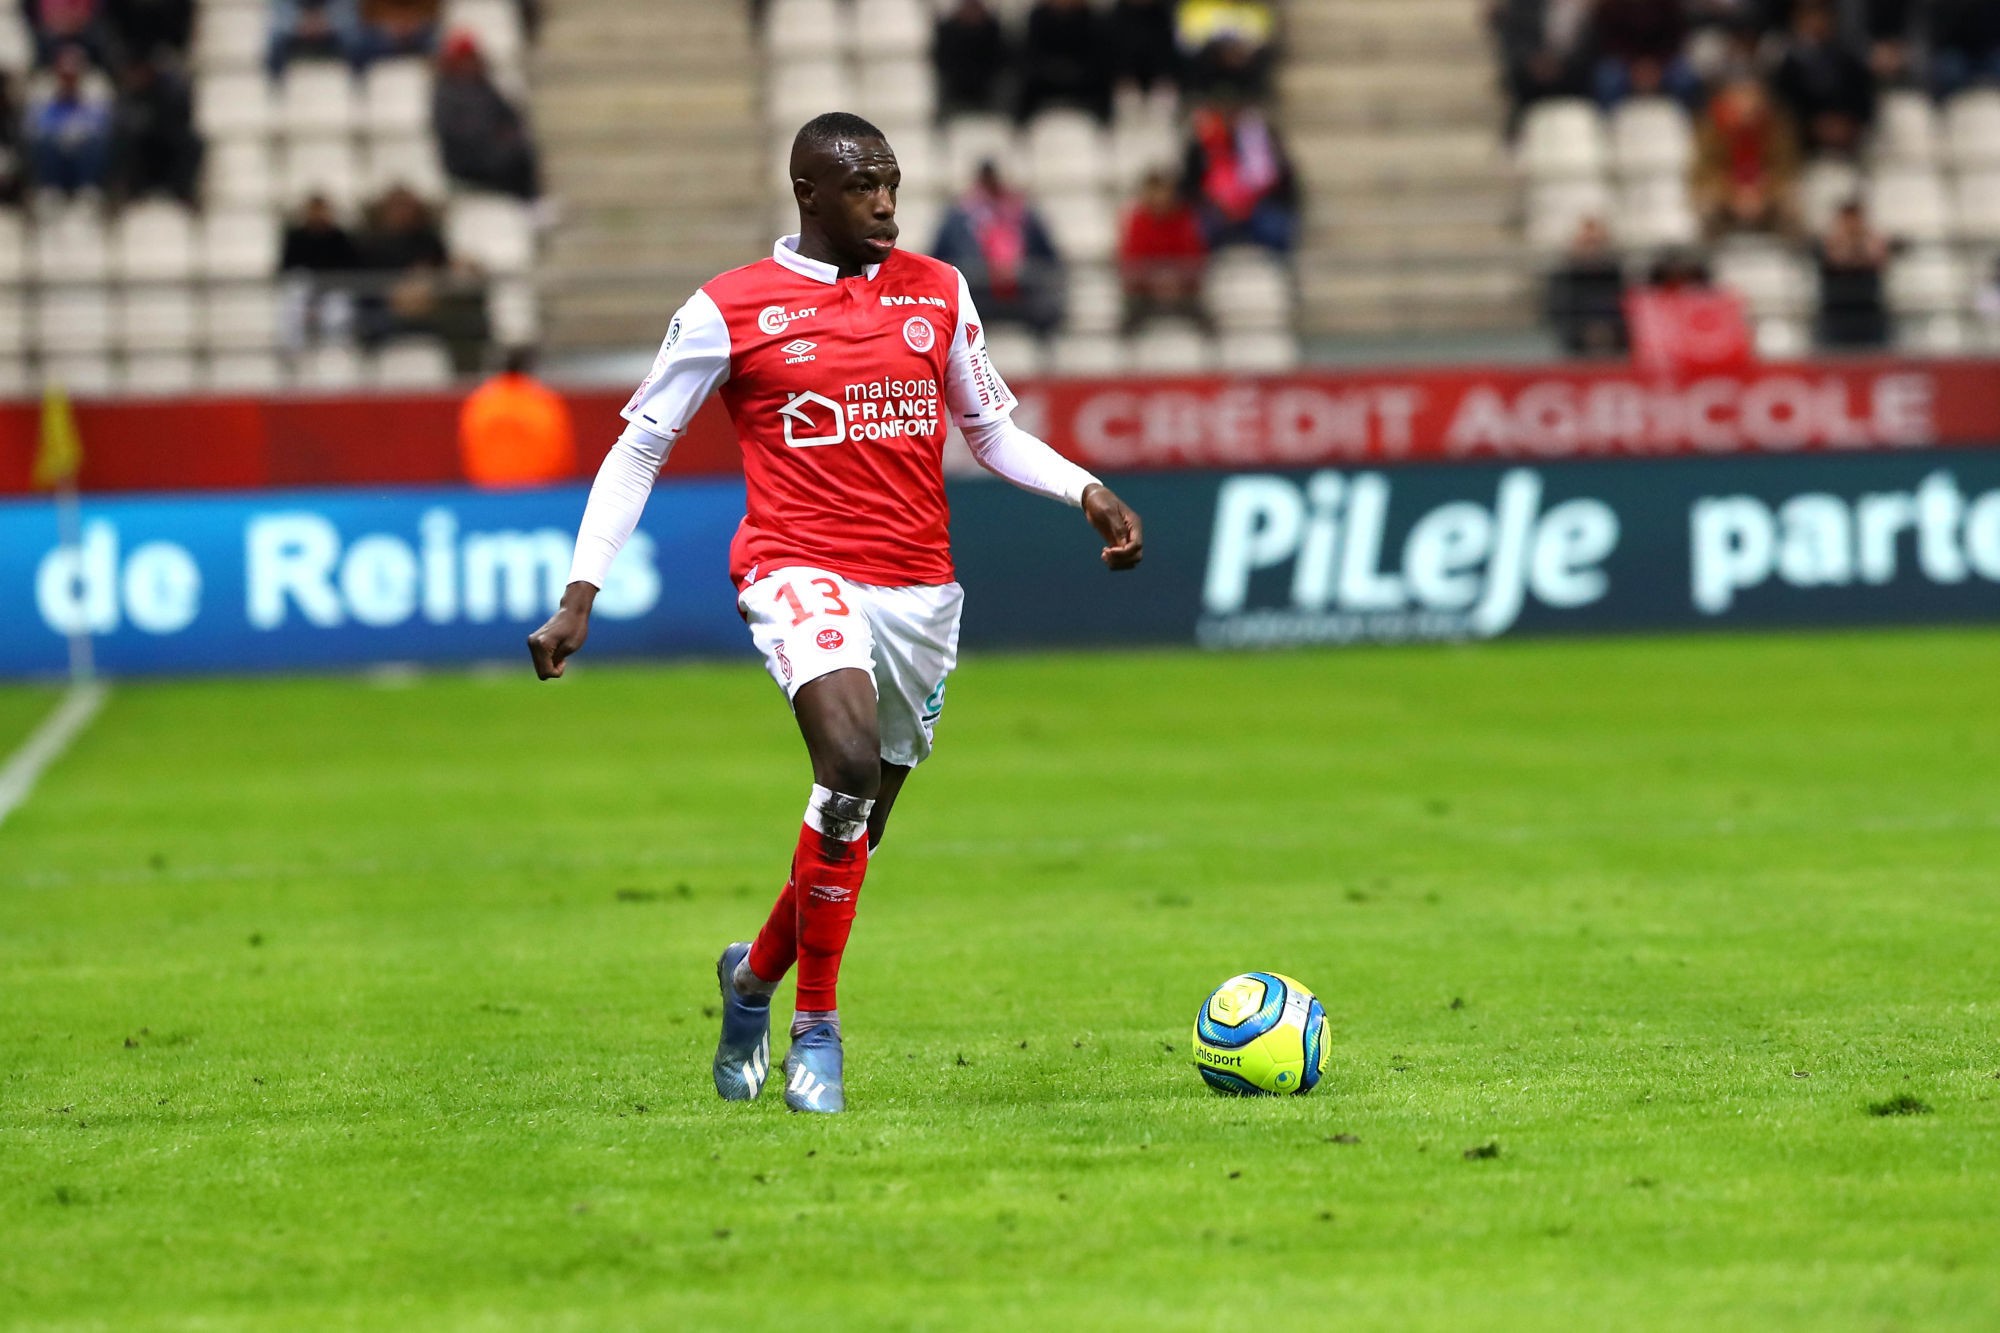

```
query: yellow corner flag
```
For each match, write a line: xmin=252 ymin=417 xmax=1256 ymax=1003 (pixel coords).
xmin=33 ymin=382 xmax=84 ymax=491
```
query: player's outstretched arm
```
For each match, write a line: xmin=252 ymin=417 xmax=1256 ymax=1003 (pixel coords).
xmin=528 ymin=581 xmax=595 ymax=679
xmin=1083 ymin=483 xmax=1143 ymax=571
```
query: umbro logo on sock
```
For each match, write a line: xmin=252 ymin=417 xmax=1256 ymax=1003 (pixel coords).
xmin=807 ymin=883 xmax=853 ymax=903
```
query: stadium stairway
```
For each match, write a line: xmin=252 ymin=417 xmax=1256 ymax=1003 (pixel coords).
xmin=533 ymin=0 xmax=765 ymax=351
xmin=1283 ymin=0 xmax=1535 ymax=337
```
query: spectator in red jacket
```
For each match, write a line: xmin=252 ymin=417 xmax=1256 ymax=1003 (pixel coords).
xmin=1118 ymin=168 xmax=1209 ymax=331
xmin=1182 ymin=96 xmax=1297 ymax=252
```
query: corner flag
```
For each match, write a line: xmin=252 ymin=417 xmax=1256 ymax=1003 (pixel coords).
xmin=32 ymin=382 xmax=83 ymax=490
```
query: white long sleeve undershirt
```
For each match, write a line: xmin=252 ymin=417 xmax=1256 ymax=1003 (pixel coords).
xmin=961 ymin=416 xmax=1099 ymax=508
xmin=567 ymin=422 xmax=672 ymax=590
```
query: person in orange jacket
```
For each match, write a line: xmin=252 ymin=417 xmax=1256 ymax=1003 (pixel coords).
xmin=458 ymin=347 xmax=576 ymax=488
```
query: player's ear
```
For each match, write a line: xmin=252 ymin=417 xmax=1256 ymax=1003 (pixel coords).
xmin=793 ymin=176 xmax=816 ymax=217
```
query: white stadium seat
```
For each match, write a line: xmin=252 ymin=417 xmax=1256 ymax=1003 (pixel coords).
xmin=1713 ymin=242 xmax=1816 ymax=318
xmin=1064 ymin=264 xmax=1122 ymax=335
xmin=1027 ymin=109 xmax=1110 ymax=192
xmin=1203 ymin=250 xmax=1293 ymax=332
xmin=486 ymin=277 xmax=541 ymax=345
xmin=447 ymin=195 xmax=535 ymax=273
xmin=0 ymin=359 xmax=29 ymax=399
xmin=1110 ymin=118 xmax=1181 ymax=192
xmin=362 ymin=59 xmax=433 ymax=136
xmin=1517 ymin=99 xmax=1607 ymax=180
xmin=363 ymin=136 xmax=448 ymax=198
xmin=34 ymin=288 xmax=114 ymax=356
xmin=112 ymin=202 xmax=198 ymax=282
xmin=372 ymin=337 xmax=456 ymax=388
xmin=201 ymin=282 xmax=284 ymax=352
xmin=1039 ymin=192 xmax=1115 ymax=263
xmin=1130 ymin=319 xmax=1216 ymax=373
xmin=42 ymin=354 xmax=116 ymax=397
xmin=1954 ymin=172 xmax=2000 ymax=243
xmin=1527 ymin=178 xmax=1614 ymax=252
xmin=278 ymin=62 xmax=359 ymax=138
xmin=943 ymin=114 xmax=1018 ymax=191
xmin=200 ymin=209 xmax=282 ymax=281
xmin=1046 ymin=332 xmax=1125 ymax=377
xmin=281 ymin=137 xmax=362 ymax=212
xmin=1754 ymin=317 xmax=1810 ymax=360
xmin=296 ymin=342 xmax=365 ymax=390
xmin=889 ymin=195 xmax=942 ymax=255
xmin=765 ymin=59 xmax=853 ymax=129
xmin=115 ymin=284 xmax=201 ymax=353
xmin=1870 ymin=91 xmax=1939 ymax=167
xmin=1943 ymin=90 xmax=2000 ymax=171
xmin=854 ymin=0 xmax=929 ymax=58
xmin=1886 ymin=247 xmax=1967 ymax=316
xmin=33 ymin=207 xmax=109 ymax=282
xmin=122 ymin=353 xmax=201 ymax=396
xmin=1218 ymin=330 xmax=1301 ymax=373
xmin=1617 ymin=175 xmax=1698 ymax=246
xmin=765 ymin=0 xmax=847 ymax=59
xmin=853 ymin=58 xmax=936 ymax=129
xmin=0 ymin=292 xmax=25 ymax=356
xmin=207 ymin=137 xmax=277 ymax=209
xmin=1867 ymin=166 xmax=1951 ymax=243
xmin=195 ymin=71 xmax=274 ymax=140
xmin=445 ymin=0 xmax=526 ymax=72
xmin=981 ymin=326 xmax=1045 ymax=379
xmin=194 ymin=4 xmax=265 ymax=71
xmin=0 ymin=7 xmax=30 ymax=71
xmin=1897 ymin=313 xmax=1968 ymax=353
xmin=0 ymin=211 xmax=24 ymax=284
xmin=1609 ymin=98 xmax=1693 ymax=178
xmin=205 ymin=350 xmax=288 ymax=392
xmin=1800 ymin=158 xmax=1863 ymax=233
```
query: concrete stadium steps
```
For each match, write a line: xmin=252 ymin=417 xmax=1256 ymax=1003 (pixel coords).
xmin=534 ymin=0 xmax=763 ymax=351
xmin=1281 ymin=0 xmax=1534 ymax=340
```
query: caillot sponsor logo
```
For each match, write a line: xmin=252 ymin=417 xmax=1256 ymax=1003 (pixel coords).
xmin=758 ymin=304 xmax=818 ymax=335
xmin=1200 ymin=469 xmax=1619 ymax=645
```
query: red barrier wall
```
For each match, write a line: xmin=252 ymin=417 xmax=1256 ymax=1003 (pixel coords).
xmin=3 ymin=358 xmax=1997 ymax=495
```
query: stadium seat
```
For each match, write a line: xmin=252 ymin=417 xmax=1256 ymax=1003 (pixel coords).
xmin=1897 ymin=313 xmax=1968 ymax=353
xmin=1064 ymin=265 xmax=1123 ymax=335
xmin=1800 ymin=158 xmax=1863 ymax=233
xmin=1517 ymin=99 xmax=1608 ymax=180
xmin=362 ymin=59 xmax=434 ymax=137
xmin=372 ymin=337 xmax=455 ymax=388
xmin=1219 ymin=330 xmax=1301 ymax=373
xmin=200 ymin=209 xmax=283 ymax=280
xmin=1203 ymin=250 xmax=1293 ymax=333
xmin=0 ymin=7 xmax=29 ymax=71
xmin=205 ymin=350 xmax=288 ymax=392
xmin=1526 ymin=178 xmax=1614 ymax=252
xmin=486 ymin=277 xmax=541 ymax=345
xmin=1943 ymin=90 xmax=2000 ymax=171
xmin=943 ymin=114 xmax=1019 ymax=191
xmin=1867 ymin=166 xmax=1951 ymax=243
xmin=446 ymin=194 xmax=535 ymax=273
xmin=122 ymin=353 xmax=201 ymax=396
xmin=1109 ymin=119 xmax=1181 ymax=192
xmin=42 ymin=353 xmax=115 ymax=396
xmin=1869 ymin=91 xmax=1939 ymax=167
xmin=446 ymin=0 xmax=527 ymax=72
xmin=854 ymin=0 xmax=929 ymax=58
xmin=33 ymin=207 xmax=109 ymax=282
xmin=193 ymin=3 xmax=265 ymax=71
xmin=1953 ymin=172 xmax=2000 ymax=243
xmin=1026 ymin=110 xmax=1110 ymax=193
xmin=1609 ymin=98 xmax=1693 ymax=178
xmin=852 ymin=57 xmax=937 ymax=129
xmin=194 ymin=71 xmax=275 ymax=141
xmin=765 ymin=59 xmax=854 ymax=129
xmin=278 ymin=61 xmax=360 ymax=138
xmin=982 ymin=326 xmax=1044 ymax=379
xmin=206 ymin=137 xmax=278 ymax=210
xmin=0 ymin=211 xmax=24 ymax=284
xmin=1130 ymin=319 xmax=1216 ymax=372
xmin=1045 ymin=332 xmax=1125 ymax=377
xmin=1039 ymin=193 xmax=1115 ymax=263
xmin=1713 ymin=241 xmax=1816 ymax=318
xmin=363 ymin=136 xmax=449 ymax=198
xmin=0 ymin=292 xmax=24 ymax=356
xmin=112 ymin=202 xmax=198 ymax=283
xmin=890 ymin=195 xmax=942 ymax=255
xmin=0 ymin=358 xmax=28 ymax=399
xmin=1754 ymin=316 xmax=1810 ymax=360
xmin=281 ymin=137 xmax=362 ymax=212
xmin=33 ymin=287 xmax=113 ymax=356
xmin=201 ymin=282 xmax=284 ymax=352
xmin=115 ymin=284 xmax=200 ymax=352
xmin=884 ymin=125 xmax=943 ymax=196
xmin=1616 ymin=175 xmax=1698 ymax=246
xmin=765 ymin=0 xmax=847 ymax=59
xmin=296 ymin=342 xmax=366 ymax=389
xmin=1886 ymin=247 xmax=1967 ymax=316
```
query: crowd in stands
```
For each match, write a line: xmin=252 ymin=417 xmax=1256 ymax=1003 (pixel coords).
xmin=1501 ymin=0 xmax=2000 ymax=357
xmin=4 ymin=0 xmax=547 ymax=393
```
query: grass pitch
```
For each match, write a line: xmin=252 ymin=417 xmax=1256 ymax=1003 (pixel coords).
xmin=3 ymin=631 xmax=1998 ymax=1330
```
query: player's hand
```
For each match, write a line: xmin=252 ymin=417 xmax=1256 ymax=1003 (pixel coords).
xmin=527 ymin=582 xmax=596 ymax=679
xmin=1082 ymin=484 xmax=1144 ymax=571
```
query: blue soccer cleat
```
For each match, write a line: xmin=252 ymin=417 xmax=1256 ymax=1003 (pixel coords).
xmin=712 ymin=942 xmax=771 ymax=1101
xmin=781 ymin=1021 xmax=845 ymax=1114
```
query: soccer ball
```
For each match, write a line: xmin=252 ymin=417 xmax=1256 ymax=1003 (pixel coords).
xmin=1191 ymin=972 xmax=1328 ymax=1096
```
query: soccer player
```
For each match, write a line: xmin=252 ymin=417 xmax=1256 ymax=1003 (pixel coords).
xmin=527 ymin=113 xmax=1144 ymax=1113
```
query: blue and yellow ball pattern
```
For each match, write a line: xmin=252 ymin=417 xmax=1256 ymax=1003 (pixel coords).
xmin=1191 ymin=972 xmax=1328 ymax=1096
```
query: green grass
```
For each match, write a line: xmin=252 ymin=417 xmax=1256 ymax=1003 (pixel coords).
xmin=3 ymin=631 xmax=1999 ymax=1330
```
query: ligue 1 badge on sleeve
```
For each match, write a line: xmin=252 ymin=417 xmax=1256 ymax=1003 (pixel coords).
xmin=902 ymin=316 xmax=935 ymax=353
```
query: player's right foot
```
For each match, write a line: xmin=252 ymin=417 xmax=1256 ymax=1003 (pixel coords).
xmin=782 ymin=1022 xmax=845 ymax=1114
xmin=712 ymin=942 xmax=771 ymax=1101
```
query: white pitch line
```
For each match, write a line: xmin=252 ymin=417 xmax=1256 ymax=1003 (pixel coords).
xmin=0 ymin=681 xmax=108 ymax=831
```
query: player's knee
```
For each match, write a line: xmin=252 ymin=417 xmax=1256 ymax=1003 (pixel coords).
xmin=817 ymin=740 xmax=881 ymax=802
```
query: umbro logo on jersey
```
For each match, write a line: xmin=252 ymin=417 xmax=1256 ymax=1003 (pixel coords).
xmin=880 ymin=294 xmax=948 ymax=309
xmin=759 ymin=304 xmax=818 ymax=335
xmin=782 ymin=339 xmax=817 ymax=363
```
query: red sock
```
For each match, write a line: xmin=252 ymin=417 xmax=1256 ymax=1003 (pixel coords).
xmin=793 ymin=822 xmax=869 ymax=1012
xmin=745 ymin=874 xmax=798 ymax=984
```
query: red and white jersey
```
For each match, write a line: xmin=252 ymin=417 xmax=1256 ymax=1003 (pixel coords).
xmin=621 ymin=236 xmax=1021 ymax=587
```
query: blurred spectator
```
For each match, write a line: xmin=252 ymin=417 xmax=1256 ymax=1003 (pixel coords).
xmin=1546 ymin=215 xmax=1629 ymax=356
xmin=1591 ymin=0 xmax=1699 ymax=107
xmin=356 ymin=0 xmax=440 ymax=65
xmin=0 ymin=73 xmax=25 ymax=205
xmin=932 ymin=0 xmax=1009 ymax=119
xmin=22 ymin=0 xmax=109 ymax=68
xmin=1182 ymin=96 xmax=1297 ymax=252
xmin=1929 ymin=0 xmax=2000 ymax=98
xmin=26 ymin=45 xmax=112 ymax=198
xmin=108 ymin=51 xmax=200 ymax=203
xmin=1109 ymin=0 xmax=1180 ymax=98
xmin=1693 ymin=76 xmax=1801 ymax=239
xmin=104 ymin=0 xmax=192 ymax=66
xmin=1178 ymin=0 xmax=1274 ymax=98
xmin=267 ymin=0 xmax=360 ymax=76
xmin=279 ymin=192 xmax=361 ymax=348
xmin=1814 ymin=199 xmax=1892 ymax=348
xmin=931 ymin=161 xmax=1065 ymax=336
xmin=1489 ymin=0 xmax=1593 ymax=134
xmin=1646 ymin=247 xmax=1714 ymax=290
xmin=459 ymin=348 xmax=577 ymax=489
xmin=1118 ymin=168 xmax=1208 ymax=332
xmin=355 ymin=184 xmax=488 ymax=365
xmin=1015 ymin=0 xmax=1111 ymax=124
xmin=1859 ymin=0 xmax=1918 ymax=88
xmin=433 ymin=30 xmax=540 ymax=200
xmin=1771 ymin=2 xmax=1874 ymax=157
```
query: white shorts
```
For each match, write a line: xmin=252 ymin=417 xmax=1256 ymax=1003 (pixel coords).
xmin=738 ymin=567 xmax=965 ymax=768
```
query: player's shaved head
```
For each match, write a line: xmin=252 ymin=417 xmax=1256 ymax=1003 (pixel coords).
xmin=789 ymin=112 xmax=901 ymax=277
